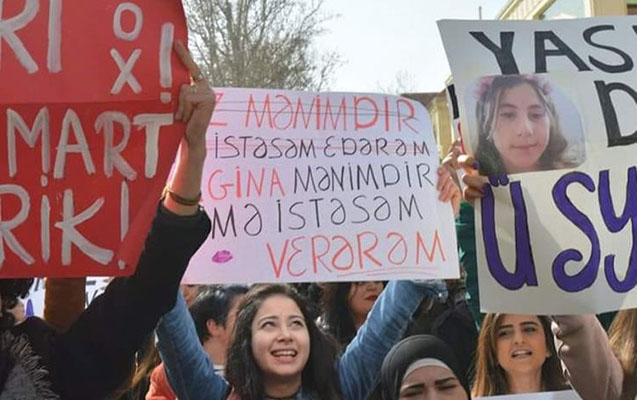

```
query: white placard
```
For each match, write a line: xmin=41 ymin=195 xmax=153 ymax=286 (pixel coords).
xmin=439 ymin=17 xmax=637 ymax=314
xmin=477 ymin=390 xmax=582 ymax=400
xmin=23 ymin=277 xmax=109 ymax=318
xmin=183 ymin=88 xmax=459 ymax=283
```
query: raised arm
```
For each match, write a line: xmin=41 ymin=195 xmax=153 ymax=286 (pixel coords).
xmin=162 ymin=40 xmax=214 ymax=217
xmin=336 ymin=163 xmax=460 ymax=400
xmin=43 ymin=277 xmax=86 ymax=332
xmin=338 ymin=280 xmax=447 ymax=400
xmin=552 ymin=315 xmax=624 ymax=400
xmin=51 ymin=41 xmax=215 ymax=400
xmin=156 ymin=293 xmax=230 ymax=400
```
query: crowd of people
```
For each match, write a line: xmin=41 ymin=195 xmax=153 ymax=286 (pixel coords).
xmin=0 ymin=40 xmax=634 ymax=400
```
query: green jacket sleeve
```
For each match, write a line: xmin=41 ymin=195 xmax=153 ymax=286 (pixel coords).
xmin=455 ymin=201 xmax=482 ymax=327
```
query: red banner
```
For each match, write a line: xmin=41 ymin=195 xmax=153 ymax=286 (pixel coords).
xmin=0 ymin=0 xmax=189 ymax=277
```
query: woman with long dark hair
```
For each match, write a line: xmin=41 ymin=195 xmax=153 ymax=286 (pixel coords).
xmin=155 ymin=168 xmax=461 ymax=400
xmin=320 ymin=281 xmax=384 ymax=346
xmin=158 ymin=279 xmax=452 ymax=400
xmin=226 ymin=284 xmax=341 ymax=399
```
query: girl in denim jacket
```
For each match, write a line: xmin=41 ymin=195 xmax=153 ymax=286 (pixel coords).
xmin=155 ymin=168 xmax=461 ymax=400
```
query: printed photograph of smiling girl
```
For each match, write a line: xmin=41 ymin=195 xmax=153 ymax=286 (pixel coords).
xmin=467 ymin=74 xmax=585 ymax=176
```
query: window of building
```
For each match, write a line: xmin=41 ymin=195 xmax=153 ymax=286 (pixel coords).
xmin=539 ymin=0 xmax=586 ymax=19
xmin=629 ymin=0 xmax=637 ymax=15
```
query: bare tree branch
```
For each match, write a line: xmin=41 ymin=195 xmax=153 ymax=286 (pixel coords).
xmin=183 ymin=0 xmax=341 ymax=90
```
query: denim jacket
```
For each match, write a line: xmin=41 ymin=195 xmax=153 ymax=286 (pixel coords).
xmin=156 ymin=280 xmax=445 ymax=400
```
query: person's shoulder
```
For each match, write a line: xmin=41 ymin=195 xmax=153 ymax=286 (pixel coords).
xmin=11 ymin=317 xmax=58 ymax=357
xmin=11 ymin=317 xmax=57 ymax=339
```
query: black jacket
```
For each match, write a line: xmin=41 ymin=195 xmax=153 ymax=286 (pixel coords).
xmin=1 ymin=206 xmax=211 ymax=400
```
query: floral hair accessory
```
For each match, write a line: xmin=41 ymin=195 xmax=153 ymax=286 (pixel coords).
xmin=474 ymin=74 xmax=552 ymax=99
xmin=474 ymin=75 xmax=495 ymax=99
xmin=527 ymin=74 xmax=552 ymax=95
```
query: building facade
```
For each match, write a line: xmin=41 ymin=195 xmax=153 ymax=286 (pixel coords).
xmin=403 ymin=92 xmax=453 ymax=160
xmin=498 ymin=0 xmax=627 ymax=20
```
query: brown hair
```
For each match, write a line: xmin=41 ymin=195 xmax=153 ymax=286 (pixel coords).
xmin=474 ymin=74 xmax=570 ymax=176
xmin=106 ymin=334 xmax=160 ymax=400
xmin=609 ymin=309 xmax=637 ymax=392
xmin=471 ymin=313 xmax=566 ymax=397
xmin=320 ymin=282 xmax=358 ymax=347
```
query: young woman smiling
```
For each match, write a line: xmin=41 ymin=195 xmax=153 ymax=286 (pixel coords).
xmin=157 ymin=279 xmax=454 ymax=400
xmin=154 ymin=167 xmax=461 ymax=400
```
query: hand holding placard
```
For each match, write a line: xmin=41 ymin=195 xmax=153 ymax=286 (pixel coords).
xmin=163 ymin=41 xmax=216 ymax=217
xmin=0 ymin=1 xmax=189 ymax=278
xmin=439 ymin=17 xmax=637 ymax=314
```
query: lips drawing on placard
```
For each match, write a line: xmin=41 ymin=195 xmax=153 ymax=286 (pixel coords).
xmin=212 ymin=250 xmax=233 ymax=264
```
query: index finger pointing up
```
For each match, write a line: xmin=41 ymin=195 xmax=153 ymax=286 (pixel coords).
xmin=174 ymin=40 xmax=203 ymax=81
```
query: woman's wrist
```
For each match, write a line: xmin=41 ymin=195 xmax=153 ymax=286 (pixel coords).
xmin=162 ymin=145 xmax=206 ymax=215
xmin=162 ymin=191 xmax=201 ymax=215
xmin=180 ymin=138 xmax=207 ymax=163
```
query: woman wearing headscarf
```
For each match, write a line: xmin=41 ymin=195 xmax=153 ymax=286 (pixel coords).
xmin=381 ymin=335 xmax=470 ymax=400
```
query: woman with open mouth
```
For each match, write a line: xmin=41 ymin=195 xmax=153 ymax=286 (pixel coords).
xmin=156 ymin=278 xmax=456 ymax=400
xmin=458 ymin=155 xmax=635 ymax=400
xmin=471 ymin=313 xmax=567 ymax=397
xmin=154 ymin=166 xmax=461 ymax=400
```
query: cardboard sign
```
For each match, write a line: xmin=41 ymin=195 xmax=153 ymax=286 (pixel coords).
xmin=477 ymin=390 xmax=582 ymax=400
xmin=0 ymin=1 xmax=189 ymax=277
xmin=439 ymin=17 xmax=637 ymax=314
xmin=183 ymin=88 xmax=459 ymax=283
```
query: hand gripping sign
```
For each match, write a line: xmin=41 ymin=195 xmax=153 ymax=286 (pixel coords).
xmin=0 ymin=0 xmax=189 ymax=277
xmin=439 ymin=17 xmax=637 ymax=314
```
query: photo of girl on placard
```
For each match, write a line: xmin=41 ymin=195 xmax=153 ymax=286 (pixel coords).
xmin=467 ymin=74 xmax=585 ymax=176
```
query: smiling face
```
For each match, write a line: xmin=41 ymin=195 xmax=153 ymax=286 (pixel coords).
xmin=251 ymin=294 xmax=310 ymax=387
xmin=492 ymin=83 xmax=550 ymax=173
xmin=399 ymin=366 xmax=468 ymax=400
xmin=495 ymin=314 xmax=550 ymax=379
xmin=347 ymin=281 xmax=384 ymax=327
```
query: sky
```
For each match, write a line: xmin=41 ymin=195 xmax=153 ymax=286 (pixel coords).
xmin=315 ymin=0 xmax=509 ymax=93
